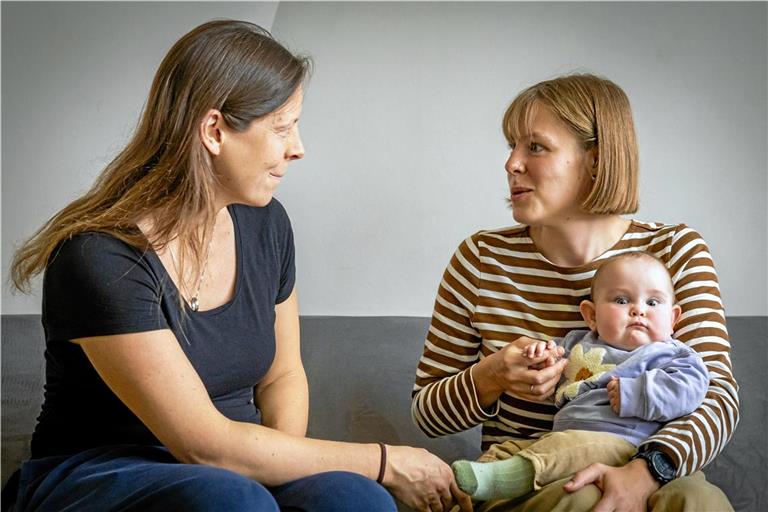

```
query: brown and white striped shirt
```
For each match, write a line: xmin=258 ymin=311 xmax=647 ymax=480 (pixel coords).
xmin=411 ymin=220 xmax=738 ymax=476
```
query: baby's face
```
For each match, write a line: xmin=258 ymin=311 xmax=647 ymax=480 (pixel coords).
xmin=589 ymin=258 xmax=681 ymax=350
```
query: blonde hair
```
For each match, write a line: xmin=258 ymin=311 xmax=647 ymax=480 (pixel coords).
xmin=502 ymin=73 xmax=639 ymax=214
xmin=11 ymin=20 xmax=311 ymax=293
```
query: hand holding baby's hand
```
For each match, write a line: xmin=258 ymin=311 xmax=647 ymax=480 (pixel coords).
xmin=607 ymin=376 xmax=621 ymax=414
xmin=523 ymin=340 xmax=551 ymax=359
xmin=523 ymin=340 xmax=563 ymax=369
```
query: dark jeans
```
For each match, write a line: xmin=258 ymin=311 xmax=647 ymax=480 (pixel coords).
xmin=8 ymin=445 xmax=396 ymax=511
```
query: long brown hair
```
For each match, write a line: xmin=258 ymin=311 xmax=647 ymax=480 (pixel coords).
xmin=11 ymin=19 xmax=311 ymax=292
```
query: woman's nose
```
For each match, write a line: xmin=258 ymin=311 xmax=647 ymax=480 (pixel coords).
xmin=287 ymin=128 xmax=305 ymax=161
xmin=505 ymin=150 xmax=524 ymax=175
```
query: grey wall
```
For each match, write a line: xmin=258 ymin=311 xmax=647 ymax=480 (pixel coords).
xmin=3 ymin=2 xmax=767 ymax=317
xmin=271 ymin=1 xmax=767 ymax=316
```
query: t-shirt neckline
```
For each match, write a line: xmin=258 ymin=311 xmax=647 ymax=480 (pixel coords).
xmin=149 ymin=204 xmax=243 ymax=316
xmin=524 ymin=218 xmax=636 ymax=271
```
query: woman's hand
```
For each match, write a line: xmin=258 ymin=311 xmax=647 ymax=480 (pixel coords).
xmin=475 ymin=336 xmax=567 ymax=406
xmin=383 ymin=445 xmax=472 ymax=512
xmin=522 ymin=339 xmax=563 ymax=370
xmin=563 ymin=459 xmax=660 ymax=512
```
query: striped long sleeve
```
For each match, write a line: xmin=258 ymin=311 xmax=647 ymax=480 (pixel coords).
xmin=411 ymin=234 xmax=497 ymax=437
xmin=638 ymin=225 xmax=739 ymax=475
xmin=411 ymin=221 xmax=739 ymax=475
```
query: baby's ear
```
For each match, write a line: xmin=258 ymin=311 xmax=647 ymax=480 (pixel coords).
xmin=579 ymin=300 xmax=598 ymax=331
xmin=671 ymin=304 xmax=682 ymax=329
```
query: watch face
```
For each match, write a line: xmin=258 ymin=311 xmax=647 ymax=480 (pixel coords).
xmin=650 ymin=451 xmax=676 ymax=480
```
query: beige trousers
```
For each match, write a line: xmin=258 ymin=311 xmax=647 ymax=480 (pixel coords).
xmin=479 ymin=430 xmax=636 ymax=490
xmin=464 ymin=430 xmax=733 ymax=512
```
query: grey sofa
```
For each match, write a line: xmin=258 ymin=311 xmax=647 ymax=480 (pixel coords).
xmin=2 ymin=315 xmax=765 ymax=511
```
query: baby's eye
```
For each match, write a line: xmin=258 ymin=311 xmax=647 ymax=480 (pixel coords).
xmin=613 ymin=296 xmax=629 ymax=305
xmin=647 ymin=298 xmax=660 ymax=307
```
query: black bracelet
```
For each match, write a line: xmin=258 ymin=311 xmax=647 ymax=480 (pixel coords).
xmin=376 ymin=442 xmax=387 ymax=484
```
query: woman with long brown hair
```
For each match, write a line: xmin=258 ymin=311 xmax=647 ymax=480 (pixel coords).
xmin=7 ymin=20 xmax=470 ymax=512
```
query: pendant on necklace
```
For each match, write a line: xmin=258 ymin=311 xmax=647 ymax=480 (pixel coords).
xmin=190 ymin=297 xmax=200 ymax=312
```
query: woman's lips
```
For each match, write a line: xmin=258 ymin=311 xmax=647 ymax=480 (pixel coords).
xmin=510 ymin=187 xmax=532 ymax=201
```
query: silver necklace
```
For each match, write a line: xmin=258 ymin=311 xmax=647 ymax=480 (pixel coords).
xmin=168 ymin=234 xmax=214 ymax=312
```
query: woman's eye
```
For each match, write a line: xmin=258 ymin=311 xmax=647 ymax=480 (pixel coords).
xmin=275 ymin=125 xmax=292 ymax=136
xmin=530 ymin=142 xmax=544 ymax=152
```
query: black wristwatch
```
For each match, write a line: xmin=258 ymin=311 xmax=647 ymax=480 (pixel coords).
xmin=631 ymin=449 xmax=676 ymax=486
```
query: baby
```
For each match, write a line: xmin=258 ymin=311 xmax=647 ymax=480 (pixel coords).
xmin=452 ymin=251 xmax=709 ymax=502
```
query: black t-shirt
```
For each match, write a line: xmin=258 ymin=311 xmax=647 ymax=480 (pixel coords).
xmin=31 ymin=200 xmax=296 ymax=459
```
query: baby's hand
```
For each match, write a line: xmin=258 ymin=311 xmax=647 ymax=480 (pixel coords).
xmin=523 ymin=340 xmax=551 ymax=359
xmin=607 ymin=376 xmax=621 ymax=414
xmin=523 ymin=340 xmax=562 ymax=369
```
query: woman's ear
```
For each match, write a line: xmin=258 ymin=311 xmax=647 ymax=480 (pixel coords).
xmin=579 ymin=299 xmax=598 ymax=331
xmin=200 ymin=109 xmax=224 ymax=156
xmin=588 ymin=146 xmax=599 ymax=179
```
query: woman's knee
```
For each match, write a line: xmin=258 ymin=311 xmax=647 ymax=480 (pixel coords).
xmin=274 ymin=471 xmax=396 ymax=512
xmin=166 ymin=465 xmax=278 ymax=511
xmin=329 ymin=471 xmax=396 ymax=511
xmin=650 ymin=472 xmax=733 ymax=512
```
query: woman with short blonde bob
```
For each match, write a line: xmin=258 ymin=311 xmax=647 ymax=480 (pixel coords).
xmin=412 ymin=73 xmax=737 ymax=511
xmin=7 ymin=20 xmax=471 ymax=512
